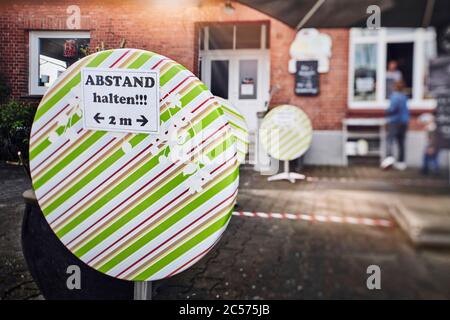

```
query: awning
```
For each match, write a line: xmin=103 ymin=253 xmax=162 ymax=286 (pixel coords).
xmin=237 ymin=0 xmax=450 ymax=29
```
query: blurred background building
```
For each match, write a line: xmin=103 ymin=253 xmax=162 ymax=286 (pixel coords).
xmin=1 ymin=0 xmax=449 ymax=168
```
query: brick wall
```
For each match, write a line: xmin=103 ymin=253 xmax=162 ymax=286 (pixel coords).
xmin=0 ymin=0 xmax=350 ymax=130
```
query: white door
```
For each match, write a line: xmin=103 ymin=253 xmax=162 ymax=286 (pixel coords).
xmin=201 ymin=49 xmax=270 ymax=131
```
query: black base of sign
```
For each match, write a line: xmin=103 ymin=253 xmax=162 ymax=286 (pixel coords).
xmin=21 ymin=192 xmax=133 ymax=300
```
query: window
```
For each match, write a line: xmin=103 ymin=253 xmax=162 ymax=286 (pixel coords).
xmin=236 ymin=24 xmax=262 ymax=49
xmin=210 ymin=60 xmax=230 ymax=99
xmin=238 ymin=59 xmax=258 ymax=99
xmin=386 ymin=42 xmax=414 ymax=99
xmin=29 ymin=31 xmax=90 ymax=95
xmin=200 ymin=23 xmax=268 ymax=51
xmin=209 ymin=25 xmax=234 ymax=50
xmin=349 ymin=28 xmax=437 ymax=109
xmin=353 ymin=43 xmax=377 ymax=101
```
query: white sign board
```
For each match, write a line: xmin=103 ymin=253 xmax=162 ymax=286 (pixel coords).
xmin=273 ymin=109 xmax=297 ymax=127
xmin=241 ymin=83 xmax=254 ymax=96
xmin=356 ymin=77 xmax=375 ymax=93
xmin=81 ymin=68 xmax=159 ymax=134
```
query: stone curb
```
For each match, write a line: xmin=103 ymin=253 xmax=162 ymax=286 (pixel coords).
xmin=391 ymin=200 xmax=450 ymax=247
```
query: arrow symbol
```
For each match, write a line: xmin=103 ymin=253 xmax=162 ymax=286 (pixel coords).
xmin=94 ymin=113 xmax=104 ymax=124
xmin=136 ymin=115 xmax=148 ymax=127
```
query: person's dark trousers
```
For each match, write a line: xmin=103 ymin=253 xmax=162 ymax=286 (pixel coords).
xmin=396 ymin=123 xmax=407 ymax=162
xmin=386 ymin=122 xmax=408 ymax=162
xmin=422 ymin=151 xmax=439 ymax=175
xmin=386 ymin=123 xmax=396 ymax=158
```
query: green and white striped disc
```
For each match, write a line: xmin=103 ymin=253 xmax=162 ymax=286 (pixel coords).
xmin=29 ymin=49 xmax=238 ymax=281
xmin=216 ymin=97 xmax=249 ymax=164
xmin=259 ymin=104 xmax=312 ymax=161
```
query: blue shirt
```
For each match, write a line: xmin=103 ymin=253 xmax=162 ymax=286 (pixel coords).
xmin=386 ymin=92 xmax=409 ymax=124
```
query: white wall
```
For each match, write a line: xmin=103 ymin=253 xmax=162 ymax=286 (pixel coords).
xmin=301 ymin=130 xmax=448 ymax=169
xmin=303 ymin=131 xmax=345 ymax=166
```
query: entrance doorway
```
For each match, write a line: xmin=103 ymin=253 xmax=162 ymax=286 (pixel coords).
xmin=199 ymin=23 xmax=270 ymax=132
xmin=201 ymin=50 xmax=269 ymax=131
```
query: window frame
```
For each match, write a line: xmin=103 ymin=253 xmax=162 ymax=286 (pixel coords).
xmin=348 ymin=27 xmax=437 ymax=110
xmin=201 ymin=23 xmax=268 ymax=51
xmin=28 ymin=30 xmax=90 ymax=96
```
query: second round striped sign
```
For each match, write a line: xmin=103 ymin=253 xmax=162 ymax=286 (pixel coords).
xmin=29 ymin=49 xmax=238 ymax=281
xmin=259 ymin=105 xmax=312 ymax=161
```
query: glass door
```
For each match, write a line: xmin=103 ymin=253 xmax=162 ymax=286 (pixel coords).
xmin=201 ymin=51 xmax=269 ymax=131
xmin=210 ymin=59 xmax=230 ymax=99
xmin=229 ymin=54 xmax=268 ymax=131
xmin=237 ymin=59 xmax=258 ymax=100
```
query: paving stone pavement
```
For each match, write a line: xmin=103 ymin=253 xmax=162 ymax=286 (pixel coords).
xmin=1 ymin=163 xmax=450 ymax=299
xmin=0 ymin=164 xmax=41 ymax=300
xmin=153 ymin=166 xmax=450 ymax=299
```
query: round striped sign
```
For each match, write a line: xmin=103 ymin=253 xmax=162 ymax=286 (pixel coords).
xmin=259 ymin=105 xmax=312 ymax=161
xmin=216 ymin=97 xmax=249 ymax=164
xmin=29 ymin=49 xmax=239 ymax=281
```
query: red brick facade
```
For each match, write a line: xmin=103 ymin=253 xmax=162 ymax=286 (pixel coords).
xmin=0 ymin=0 xmax=351 ymax=130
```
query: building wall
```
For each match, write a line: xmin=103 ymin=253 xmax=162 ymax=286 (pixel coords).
xmin=0 ymin=0 xmax=349 ymax=131
xmin=303 ymin=131 xmax=449 ymax=168
xmin=1 ymin=0 xmax=434 ymax=167
xmin=303 ymin=131 xmax=345 ymax=166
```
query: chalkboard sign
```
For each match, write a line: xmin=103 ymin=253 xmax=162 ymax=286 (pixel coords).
xmin=436 ymin=94 xmax=450 ymax=149
xmin=429 ymin=56 xmax=450 ymax=95
xmin=295 ymin=60 xmax=319 ymax=96
xmin=429 ymin=56 xmax=450 ymax=149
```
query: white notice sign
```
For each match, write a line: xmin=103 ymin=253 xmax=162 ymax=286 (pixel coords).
xmin=241 ymin=83 xmax=254 ymax=96
xmin=81 ymin=68 xmax=160 ymax=134
xmin=273 ymin=109 xmax=297 ymax=127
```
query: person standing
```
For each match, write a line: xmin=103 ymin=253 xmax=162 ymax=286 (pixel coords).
xmin=418 ymin=113 xmax=440 ymax=175
xmin=381 ymin=80 xmax=410 ymax=170
xmin=385 ymin=60 xmax=403 ymax=99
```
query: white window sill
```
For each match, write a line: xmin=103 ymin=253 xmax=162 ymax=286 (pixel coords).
xmin=348 ymin=99 xmax=436 ymax=110
xmin=29 ymin=87 xmax=49 ymax=96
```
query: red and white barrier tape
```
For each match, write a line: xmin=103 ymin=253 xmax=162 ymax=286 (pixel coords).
xmin=232 ymin=211 xmax=394 ymax=228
